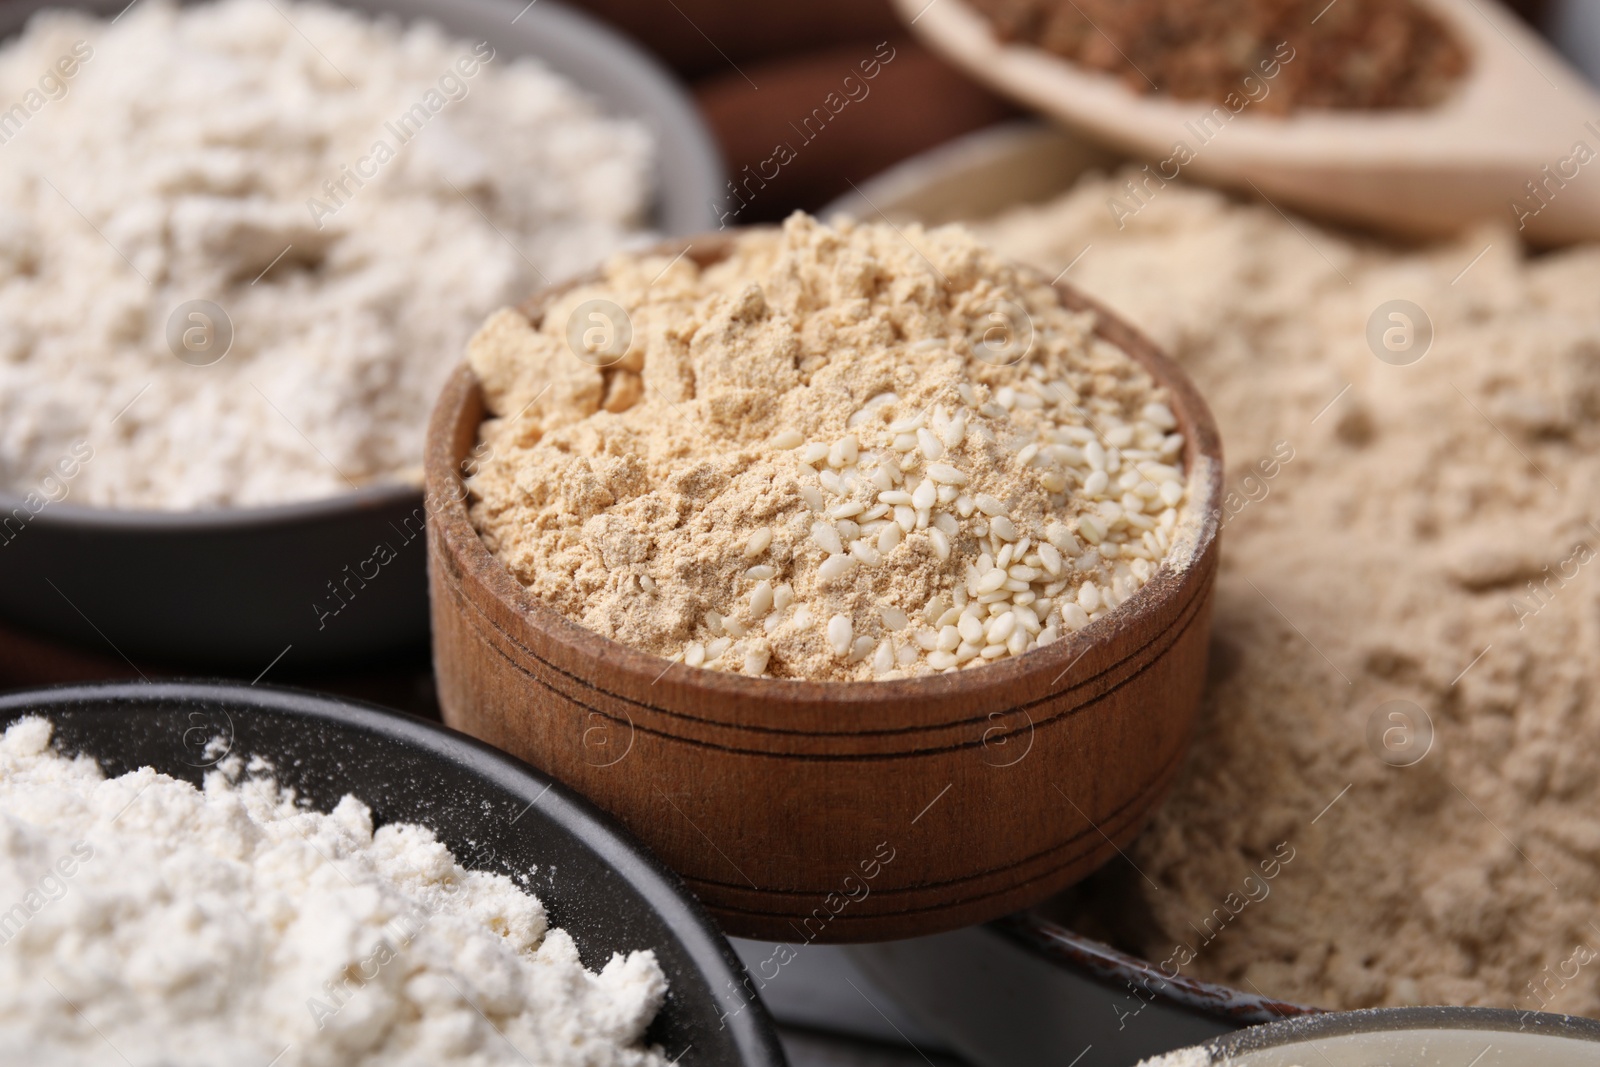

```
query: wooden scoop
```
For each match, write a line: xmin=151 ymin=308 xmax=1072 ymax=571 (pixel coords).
xmin=893 ymin=0 xmax=1600 ymax=244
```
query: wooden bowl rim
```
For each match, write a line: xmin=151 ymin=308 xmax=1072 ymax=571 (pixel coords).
xmin=426 ymin=231 xmax=1223 ymax=714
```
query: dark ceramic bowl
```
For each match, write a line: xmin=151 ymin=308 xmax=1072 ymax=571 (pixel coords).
xmin=0 ymin=0 xmax=724 ymax=669
xmin=0 ymin=681 xmax=784 ymax=1067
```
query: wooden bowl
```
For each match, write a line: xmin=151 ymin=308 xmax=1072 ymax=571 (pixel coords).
xmin=425 ymin=237 xmax=1223 ymax=943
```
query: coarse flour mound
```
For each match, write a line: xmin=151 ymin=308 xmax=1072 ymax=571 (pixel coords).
xmin=467 ymin=213 xmax=1191 ymax=681
xmin=0 ymin=0 xmax=652 ymax=509
xmin=980 ymin=173 xmax=1600 ymax=1012
xmin=0 ymin=718 xmax=669 ymax=1066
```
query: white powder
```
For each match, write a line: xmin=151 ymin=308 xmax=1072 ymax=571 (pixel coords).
xmin=1136 ymin=1049 xmax=1215 ymax=1067
xmin=0 ymin=717 xmax=670 ymax=1067
xmin=0 ymin=0 xmax=653 ymax=509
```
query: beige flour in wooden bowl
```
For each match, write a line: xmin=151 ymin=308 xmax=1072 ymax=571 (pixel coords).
xmin=976 ymin=174 xmax=1600 ymax=1013
xmin=464 ymin=213 xmax=1196 ymax=681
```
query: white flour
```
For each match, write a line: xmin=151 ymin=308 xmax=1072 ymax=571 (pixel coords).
xmin=0 ymin=0 xmax=653 ymax=509
xmin=0 ymin=717 xmax=670 ymax=1067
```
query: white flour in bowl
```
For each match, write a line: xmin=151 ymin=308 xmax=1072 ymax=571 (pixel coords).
xmin=0 ymin=0 xmax=653 ymax=509
xmin=0 ymin=717 xmax=670 ymax=1066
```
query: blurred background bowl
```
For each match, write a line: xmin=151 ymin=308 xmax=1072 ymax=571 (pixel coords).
xmin=0 ymin=679 xmax=785 ymax=1067
xmin=0 ymin=0 xmax=724 ymax=672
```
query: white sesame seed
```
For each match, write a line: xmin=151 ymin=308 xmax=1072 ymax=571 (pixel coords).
xmin=974 ymin=493 xmax=1006 ymax=516
xmin=1009 ymin=564 xmax=1041 ymax=582
xmin=1083 ymin=470 xmax=1109 ymax=496
xmin=799 ymin=485 xmax=824 ymax=511
xmin=955 ymin=494 xmax=976 ymax=518
xmin=928 ymin=650 xmax=958 ymax=670
xmin=958 ymin=613 xmax=985 ymax=644
xmin=943 ymin=412 xmax=966 ymax=449
xmin=706 ymin=636 xmax=732 ymax=661
xmin=1062 ymin=603 xmax=1090 ymax=630
xmin=744 ymin=528 xmax=773 ymax=558
xmin=878 ymin=522 xmax=903 ymax=554
xmin=1007 ymin=627 xmax=1029 ymax=656
xmin=749 ymin=580 xmax=774 ymax=616
xmin=723 ymin=616 xmax=748 ymax=638
xmin=975 ymin=568 xmax=1008 ymax=594
xmin=926 ymin=463 xmax=968 ymax=486
xmin=802 ymin=442 xmax=830 ymax=466
xmin=1078 ymin=581 xmax=1101 ymax=612
xmin=894 ymin=504 xmax=916 ymax=533
xmin=918 ymin=427 xmax=943 ymax=460
xmin=792 ymin=603 xmax=812 ymax=629
xmin=892 ymin=433 xmax=919 ymax=452
xmin=685 ymin=642 xmax=705 ymax=668
xmin=879 ymin=489 xmax=913 ymax=506
xmin=1078 ymin=515 xmax=1106 ymax=544
xmin=850 ymin=634 xmax=874 ymax=661
xmin=1039 ymin=542 xmax=1064 ymax=576
xmin=640 ymin=575 xmax=657 ymax=593
xmin=1142 ymin=402 xmax=1177 ymax=431
xmin=772 ymin=430 xmax=805 ymax=450
xmin=928 ymin=527 xmax=951 ymax=561
xmin=990 ymin=516 xmax=1019 ymax=542
xmin=889 ymin=412 xmax=927 ymax=434
xmin=872 ymin=639 xmax=896 ymax=675
xmin=818 ymin=470 xmax=846 ymax=496
xmin=826 ymin=614 xmax=853 ymax=656
xmin=850 ymin=541 xmax=881 ymax=565
xmin=1160 ymin=480 xmax=1185 ymax=507
xmin=818 ymin=553 xmax=855 ymax=581
xmin=831 ymin=501 xmax=865 ymax=519
xmin=811 ymin=522 xmax=844 ymax=555
xmin=912 ymin=479 xmax=937 ymax=510
xmin=986 ymin=612 xmax=1017 ymax=643
xmin=836 ymin=519 xmax=861 ymax=542
xmin=745 ymin=564 xmax=776 ymax=581
xmin=744 ymin=644 xmax=771 ymax=675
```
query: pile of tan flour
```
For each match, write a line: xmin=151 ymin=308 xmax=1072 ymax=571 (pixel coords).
xmin=0 ymin=0 xmax=652 ymax=509
xmin=466 ymin=213 xmax=1197 ymax=681
xmin=979 ymin=174 xmax=1600 ymax=1011
xmin=0 ymin=718 xmax=669 ymax=1066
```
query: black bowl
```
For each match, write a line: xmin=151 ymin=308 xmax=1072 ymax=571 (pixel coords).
xmin=0 ymin=681 xmax=784 ymax=1067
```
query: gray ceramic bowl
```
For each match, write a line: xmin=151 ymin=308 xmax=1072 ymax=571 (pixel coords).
xmin=0 ymin=0 xmax=723 ymax=669
xmin=1167 ymin=1006 xmax=1600 ymax=1066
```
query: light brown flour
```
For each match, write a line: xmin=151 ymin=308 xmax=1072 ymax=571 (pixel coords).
xmin=466 ymin=214 xmax=1191 ymax=681
xmin=979 ymin=174 xmax=1600 ymax=1012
